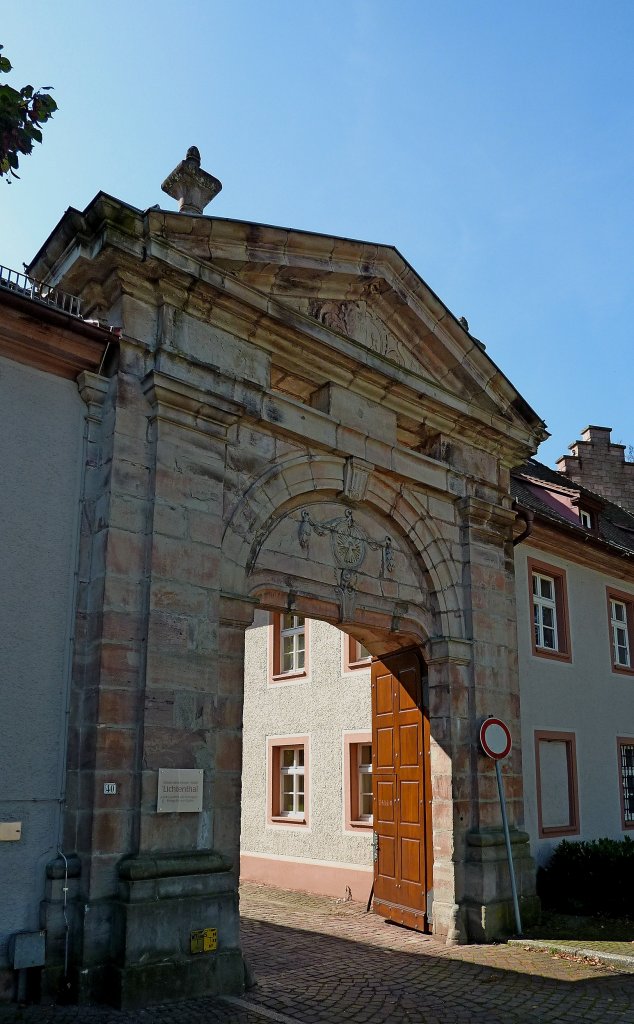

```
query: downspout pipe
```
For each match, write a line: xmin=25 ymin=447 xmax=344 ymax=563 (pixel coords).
xmin=512 ymin=500 xmax=534 ymax=546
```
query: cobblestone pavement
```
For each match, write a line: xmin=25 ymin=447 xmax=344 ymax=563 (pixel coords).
xmin=1 ymin=883 xmax=634 ymax=1023
xmin=239 ymin=884 xmax=634 ymax=1024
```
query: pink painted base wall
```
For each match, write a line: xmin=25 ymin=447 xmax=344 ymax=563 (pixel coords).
xmin=240 ymin=852 xmax=373 ymax=904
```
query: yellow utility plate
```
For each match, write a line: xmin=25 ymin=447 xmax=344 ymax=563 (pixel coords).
xmin=190 ymin=928 xmax=218 ymax=954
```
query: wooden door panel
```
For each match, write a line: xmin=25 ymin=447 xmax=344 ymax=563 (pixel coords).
xmin=399 ymin=722 xmax=419 ymax=767
xmin=372 ymin=650 xmax=431 ymax=933
xmin=376 ymin=727 xmax=395 ymax=770
xmin=398 ymin=667 xmax=419 ymax=710
xmin=374 ymin=774 xmax=398 ymax=903
xmin=401 ymin=838 xmax=422 ymax=882
xmin=375 ymin=671 xmax=393 ymax=714
xmin=375 ymin=778 xmax=396 ymax=824
xmin=378 ymin=835 xmax=396 ymax=879
xmin=400 ymin=780 xmax=421 ymax=824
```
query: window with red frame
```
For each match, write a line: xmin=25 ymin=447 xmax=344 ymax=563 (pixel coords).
xmin=270 ymin=613 xmax=308 ymax=680
xmin=345 ymin=635 xmax=372 ymax=670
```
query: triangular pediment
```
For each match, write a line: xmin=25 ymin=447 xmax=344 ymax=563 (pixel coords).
xmin=153 ymin=214 xmax=539 ymax=431
xmin=27 ymin=196 xmax=546 ymax=457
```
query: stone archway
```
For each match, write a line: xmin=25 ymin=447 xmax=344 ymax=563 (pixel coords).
xmin=221 ymin=451 xmax=460 ymax=638
xmin=223 ymin=455 xmax=464 ymax=939
xmin=28 ymin=171 xmax=545 ymax=1006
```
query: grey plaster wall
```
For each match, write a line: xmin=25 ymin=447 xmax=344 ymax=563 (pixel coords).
xmin=516 ymin=544 xmax=634 ymax=865
xmin=0 ymin=356 xmax=84 ymax=963
xmin=241 ymin=613 xmax=372 ymax=872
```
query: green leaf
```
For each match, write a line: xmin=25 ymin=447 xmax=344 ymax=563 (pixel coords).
xmin=0 ymin=46 xmax=56 ymax=180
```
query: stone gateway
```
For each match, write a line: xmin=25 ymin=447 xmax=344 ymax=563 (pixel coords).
xmin=8 ymin=150 xmax=547 ymax=1006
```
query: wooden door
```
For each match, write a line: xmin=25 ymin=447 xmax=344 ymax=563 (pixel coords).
xmin=371 ymin=650 xmax=432 ymax=931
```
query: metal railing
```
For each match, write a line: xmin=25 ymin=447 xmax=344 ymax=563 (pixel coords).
xmin=0 ymin=264 xmax=81 ymax=317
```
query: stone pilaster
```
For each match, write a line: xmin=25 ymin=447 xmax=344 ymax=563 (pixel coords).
xmin=425 ymin=636 xmax=473 ymax=944
xmin=455 ymin=496 xmax=538 ymax=938
xmin=68 ymin=354 xmax=156 ymax=1000
xmin=106 ymin=367 xmax=247 ymax=1006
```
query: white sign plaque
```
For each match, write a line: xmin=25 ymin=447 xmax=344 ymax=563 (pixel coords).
xmin=157 ymin=768 xmax=204 ymax=813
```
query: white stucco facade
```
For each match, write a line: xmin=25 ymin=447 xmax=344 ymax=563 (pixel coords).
xmin=240 ymin=612 xmax=373 ymax=899
xmin=241 ymin=536 xmax=634 ymax=895
xmin=515 ymin=542 xmax=634 ymax=865
xmin=0 ymin=355 xmax=85 ymax=968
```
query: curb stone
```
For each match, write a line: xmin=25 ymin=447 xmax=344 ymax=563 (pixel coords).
xmin=508 ymin=937 xmax=634 ymax=969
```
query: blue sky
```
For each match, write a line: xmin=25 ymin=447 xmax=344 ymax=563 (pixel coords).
xmin=2 ymin=1 xmax=633 ymax=466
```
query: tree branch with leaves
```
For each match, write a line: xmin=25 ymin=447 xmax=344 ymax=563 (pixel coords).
xmin=0 ymin=44 xmax=57 ymax=182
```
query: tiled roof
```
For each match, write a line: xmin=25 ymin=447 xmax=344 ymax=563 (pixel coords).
xmin=511 ymin=458 xmax=634 ymax=558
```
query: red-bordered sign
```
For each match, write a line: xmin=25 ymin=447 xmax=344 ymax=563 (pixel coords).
xmin=479 ymin=718 xmax=512 ymax=760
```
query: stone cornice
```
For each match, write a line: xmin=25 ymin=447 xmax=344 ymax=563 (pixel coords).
xmin=219 ymin=592 xmax=259 ymax=627
xmin=142 ymin=370 xmax=243 ymax=438
xmin=119 ymin=849 xmax=231 ymax=880
xmin=143 ymin=236 xmax=541 ymax=461
xmin=142 ymin=211 xmax=544 ymax=434
xmin=425 ymin=636 xmax=473 ymax=665
xmin=466 ymin=829 xmax=530 ymax=848
xmin=251 ymin=387 xmax=458 ymax=496
xmin=523 ymin=522 xmax=634 ymax=583
xmin=77 ymin=371 xmax=109 ymax=422
xmin=457 ymin=496 xmax=516 ymax=532
xmin=26 ymin=194 xmax=545 ymax=466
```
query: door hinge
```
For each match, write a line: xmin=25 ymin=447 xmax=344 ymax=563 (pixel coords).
xmin=372 ymin=831 xmax=379 ymax=862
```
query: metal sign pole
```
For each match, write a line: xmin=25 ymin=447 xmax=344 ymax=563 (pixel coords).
xmin=494 ymin=758 xmax=522 ymax=936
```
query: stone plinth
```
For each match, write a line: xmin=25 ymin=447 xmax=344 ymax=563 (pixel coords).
xmin=464 ymin=830 xmax=540 ymax=941
xmin=109 ymin=851 xmax=243 ymax=1008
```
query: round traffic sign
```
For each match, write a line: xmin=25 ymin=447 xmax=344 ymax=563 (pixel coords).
xmin=480 ymin=717 xmax=512 ymax=760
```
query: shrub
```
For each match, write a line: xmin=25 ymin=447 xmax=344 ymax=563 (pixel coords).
xmin=537 ymin=837 xmax=634 ymax=918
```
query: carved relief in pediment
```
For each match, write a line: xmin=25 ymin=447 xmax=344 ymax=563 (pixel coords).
xmin=286 ymin=298 xmax=423 ymax=375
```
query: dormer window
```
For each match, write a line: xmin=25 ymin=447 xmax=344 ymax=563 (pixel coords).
xmin=571 ymin=493 xmax=601 ymax=532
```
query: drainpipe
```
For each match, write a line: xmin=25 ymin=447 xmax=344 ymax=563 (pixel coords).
xmin=512 ymin=500 xmax=534 ymax=546
xmin=58 ymin=849 xmax=71 ymax=990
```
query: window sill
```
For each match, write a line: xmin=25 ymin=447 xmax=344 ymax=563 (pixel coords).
xmin=611 ymin=663 xmax=634 ymax=676
xmin=347 ymin=819 xmax=373 ymax=830
xmin=347 ymin=659 xmax=372 ymax=671
xmin=270 ymin=815 xmax=307 ymax=826
xmin=270 ymin=670 xmax=308 ymax=683
xmin=532 ymin=646 xmax=572 ymax=664
xmin=539 ymin=824 xmax=579 ymax=838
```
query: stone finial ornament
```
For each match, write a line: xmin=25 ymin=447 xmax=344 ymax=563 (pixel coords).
xmin=161 ymin=146 xmax=222 ymax=214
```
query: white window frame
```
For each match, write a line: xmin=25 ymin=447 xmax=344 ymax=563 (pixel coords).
xmin=579 ymin=509 xmax=592 ymax=529
xmin=611 ymin=599 xmax=631 ymax=668
xmin=533 ymin=571 xmax=559 ymax=651
xmin=279 ymin=746 xmax=305 ymax=818
xmin=280 ymin=614 xmax=305 ymax=674
xmin=357 ymin=743 xmax=373 ymax=823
